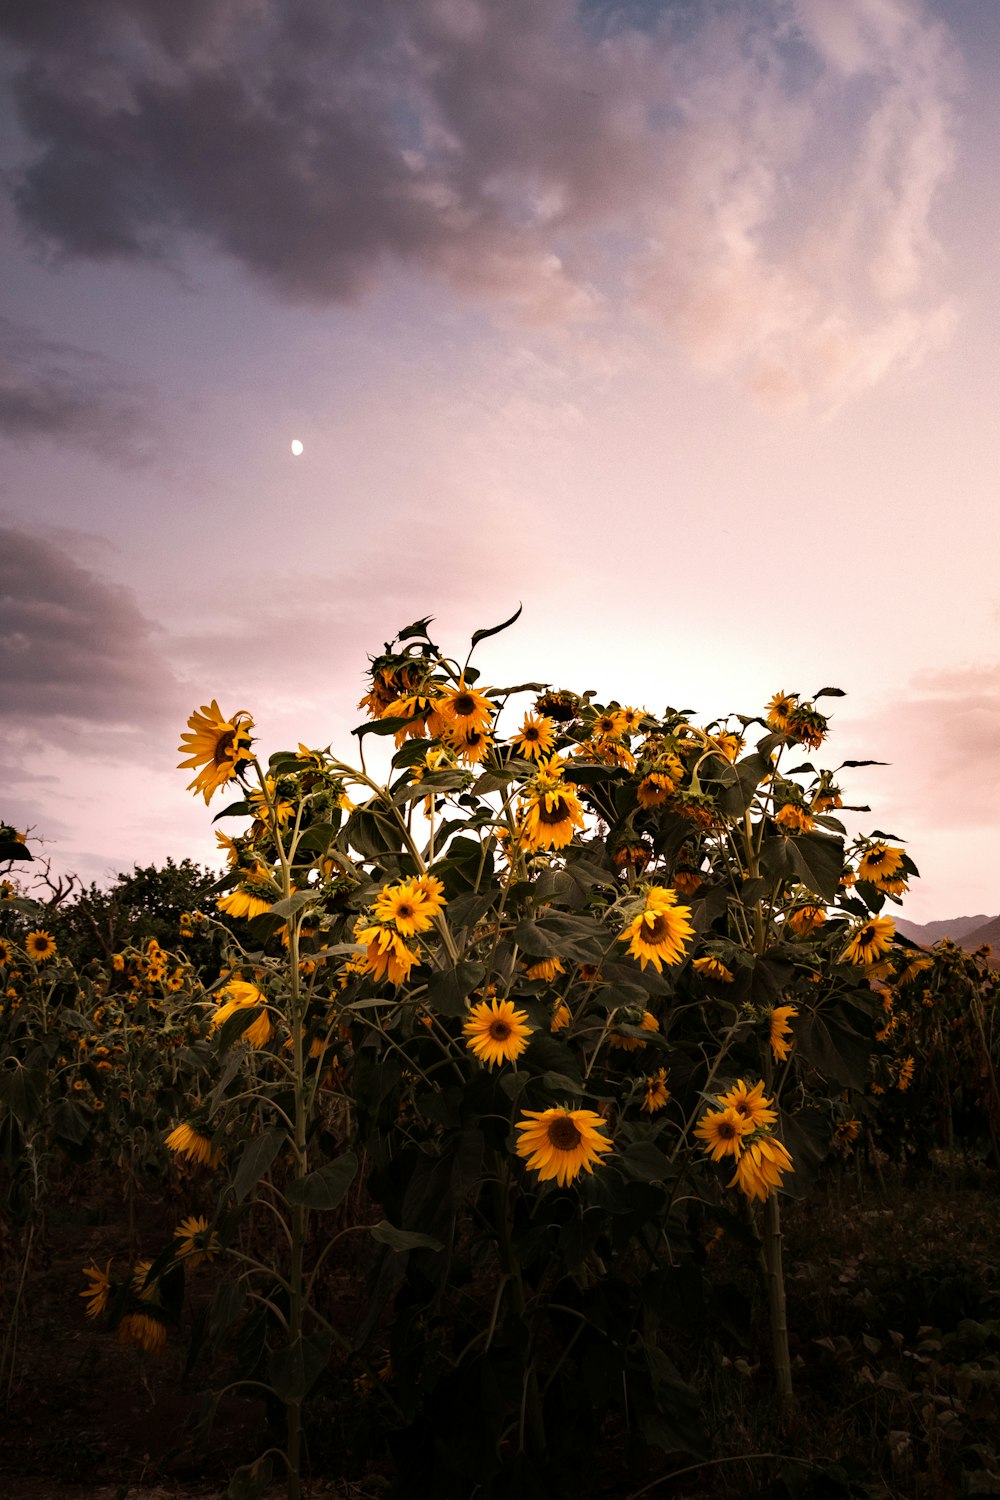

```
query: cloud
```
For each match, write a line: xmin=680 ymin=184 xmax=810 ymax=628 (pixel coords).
xmin=0 ymin=316 xmax=155 ymax=460
xmin=2 ymin=0 xmax=960 ymax=403
xmin=0 ymin=525 xmax=181 ymax=727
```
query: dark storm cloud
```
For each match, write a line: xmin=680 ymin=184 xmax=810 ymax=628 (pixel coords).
xmin=0 ymin=526 xmax=180 ymax=725
xmin=2 ymin=0 xmax=960 ymax=400
xmin=0 ymin=317 xmax=153 ymax=459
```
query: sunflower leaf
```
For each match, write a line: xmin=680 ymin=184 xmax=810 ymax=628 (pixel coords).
xmin=286 ymin=1153 xmax=358 ymax=1210
xmin=470 ymin=603 xmax=522 ymax=649
xmin=396 ymin=616 xmax=435 ymax=641
xmin=232 ymin=1127 xmax=287 ymax=1203
xmin=211 ymin=799 xmax=251 ymax=823
xmin=227 ymin=1454 xmax=273 ymax=1500
xmin=370 ymin=1221 xmax=443 ymax=1253
xmin=268 ymin=890 xmax=319 ymax=918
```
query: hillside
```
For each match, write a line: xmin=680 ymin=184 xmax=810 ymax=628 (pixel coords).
xmin=894 ymin=914 xmax=991 ymax=946
xmin=956 ymin=913 xmax=1000 ymax=951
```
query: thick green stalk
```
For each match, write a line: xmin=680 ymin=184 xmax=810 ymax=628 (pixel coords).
xmin=762 ymin=1191 xmax=794 ymax=1414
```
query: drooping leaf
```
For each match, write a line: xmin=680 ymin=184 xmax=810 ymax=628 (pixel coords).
xmin=268 ymin=1333 xmax=332 ymax=1403
xmin=370 ymin=1221 xmax=443 ymax=1253
xmin=232 ymin=1128 xmax=287 ymax=1204
xmin=286 ymin=1153 xmax=358 ymax=1210
xmin=470 ymin=603 xmax=522 ymax=649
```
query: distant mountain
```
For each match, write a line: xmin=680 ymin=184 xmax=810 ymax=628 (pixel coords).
xmin=955 ymin=914 xmax=1000 ymax=952
xmin=894 ymin=914 xmax=992 ymax=946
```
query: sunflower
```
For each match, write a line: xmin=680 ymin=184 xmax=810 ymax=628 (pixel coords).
xmin=672 ymin=868 xmax=702 ymax=897
xmin=897 ymin=1056 xmax=915 ymax=1091
xmin=642 ymin=1069 xmax=670 ymax=1114
xmin=534 ymin=690 xmax=580 ymax=723
xmin=448 ymin=725 xmax=493 ymax=765
xmin=788 ymin=905 xmax=826 ymax=937
xmin=519 ymin=780 xmax=585 ymax=852
xmin=774 ymin=803 xmax=815 ymax=834
xmin=856 ymin=843 xmax=905 ymax=885
xmin=833 ymin=1119 xmax=861 ymax=1148
xmin=464 ymin=998 xmax=533 ymax=1068
xmin=619 ymin=886 xmax=694 ymax=972
xmin=769 ymin=1005 xmax=798 ymax=1063
xmin=355 ymin=923 xmax=419 ymax=985
xmin=636 ymin=772 xmax=675 ymax=808
xmin=692 ymin=955 xmax=734 ymax=983
xmin=550 ymin=1002 xmax=571 ymax=1033
xmin=728 ymin=1135 xmax=794 ymax=1202
xmin=174 ymin=1214 xmax=220 ymax=1266
xmin=716 ymin=1078 xmax=777 ymax=1130
xmin=25 ymin=930 xmax=57 ymax=963
xmin=434 ymin=683 xmax=494 ymax=734
xmin=412 ymin=873 xmax=447 ymax=915
xmin=694 ymin=1107 xmax=753 ymax=1162
xmin=0 ymin=937 xmax=15 ymax=966
xmin=609 ymin=1008 xmax=659 ymax=1051
xmin=843 ymin=917 xmax=895 ymax=966
xmin=711 ymin=731 xmax=744 ymax=762
xmin=118 ymin=1310 xmax=168 ymax=1356
xmin=611 ymin=841 xmax=651 ymax=873
xmin=515 ymin=1107 xmax=613 ymax=1186
xmin=248 ymin=776 xmax=294 ymax=829
xmin=511 ymin=713 xmax=557 ymax=761
xmin=217 ymin=875 xmax=276 ymax=921
xmin=80 ymin=1260 xmax=113 ymax=1320
xmin=786 ymin=707 xmax=827 ymax=750
xmin=211 ymin=980 xmax=273 ymax=1048
xmin=593 ymin=709 xmax=627 ymax=738
xmin=178 ymin=700 xmax=254 ymax=804
xmin=765 ymin=691 xmax=798 ymax=731
xmin=619 ymin=706 xmax=645 ymax=732
xmin=165 ymin=1120 xmax=220 ymax=1168
xmin=373 ymin=879 xmax=436 ymax=936
xmin=524 ymin=956 xmax=565 ymax=983
xmin=215 ymin=829 xmax=240 ymax=867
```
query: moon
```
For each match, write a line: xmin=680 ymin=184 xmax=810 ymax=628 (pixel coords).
xmin=290 ymin=438 xmax=304 ymax=456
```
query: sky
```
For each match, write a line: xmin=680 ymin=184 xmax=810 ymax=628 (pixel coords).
xmin=1 ymin=0 xmax=998 ymax=923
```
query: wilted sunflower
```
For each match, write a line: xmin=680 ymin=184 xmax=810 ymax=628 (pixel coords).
xmin=178 ymin=701 xmax=254 ymax=804
xmin=210 ymin=980 xmax=273 ymax=1048
xmin=728 ymin=1135 xmax=794 ymax=1202
xmin=636 ymin=772 xmax=675 ymax=808
xmin=716 ymin=1079 xmax=777 ymax=1130
xmin=769 ymin=1004 xmax=798 ymax=1063
xmin=80 ymin=1260 xmax=113 ymax=1320
xmin=373 ymin=879 xmax=436 ymax=936
xmin=515 ymin=1107 xmax=613 ymax=1186
xmin=788 ymin=904 xmax=826 ymax=936
xmin=692 ymin=955 xmax=734 ymax=983
xmin=511 ymin=713 xmax=557 ymax=761
xmin=774 ymin=803 xmax=815 ymax=833
xmin=165 ymin=1120 xmax=220 ymax=1168
xmin=174 ymin=1214 xmax=220 ymax=1266
xmin=25 ymin=930 xmax=57 ymax=963
xmin=550 ymin=1002 xmax=571 ymax=1033
xmin=673 ymin=868 xmax=702 ymax=897
xmin=843 ymin=917 xmax=895 ymax=966
xmin=464 ymin=997 xmax=533 ymax=1067
xmin=642 ymin=1069 xmax=670 ymax=1114
xmin=520 ymin=778 xmax=585 ymax=852
xmin=897 ymin=1056 xmax=915 ymax=1091
xmin=833 ymin=1119 xmax=861 ymax=1149
xmin=619 ymin=886 xmax=694 ymax=972
xmin=118 ymin=1310 xmax=168 ymax=1356
xmin=694 ymin=1107 xmax=753 ymax=1162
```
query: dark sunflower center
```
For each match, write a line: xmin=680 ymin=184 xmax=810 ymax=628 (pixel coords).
xmin=454 ymin=694 xmax=477 ymax=717
xmin=547 ymin=1117 xmax=582 ymax=1150
xmin=397 ymin=903 xmax=414 ymax=921
xmin=643 ymin=914 xmax=672 ymax=942
xmin=734 ymin=1101 xmax=751 ymax=1117
xmin=718 ymin=1120 xmax=739 ymax=1140
xmin=524 ymin=727 xmax=540 ymax=741
xmin=537 ymin=797 xmax=569 ymax=825
xmin=212 ymin=729 xmax=236 ymax=767
xmin=465 ymin=730 xmax=483 ymax=746
xmin=488 ymin=1019 xmax=512 ymax=1041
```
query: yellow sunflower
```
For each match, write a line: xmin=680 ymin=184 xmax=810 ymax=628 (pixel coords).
xmin=355 ymin=923 xmax=419 ymax=986
xmin=0 ymin=937 xmax=15 ymax=966
xmin=856 ymin=843 xmax=905 ymax=885
xmin=174 ymin=1214 xmax=220 ymax=1266
xmin=636 ymin=772 xmax=675 ymax=808
xmin=448 ymin=725 xmax=493 ymax=765
xmin=165 ymin=1120 xmax=220 ymax=1168
xmin=511 ymin=713 xmax=557 ymax=761
xmin=515 ymin=1107 xmax=613 ymax=1187
xmin=373 ymin=879 xmax=436 ymax=936
xmin=248 ymin=777 xmax=294 ymax=829
xmin=716 ymin=1078 xmax=777 ymax=1130
xmin=694 ymin=1107 xmax=754 ymax=1162
xmin=25 ymin=930 xmax=57 ymax=963
xmin=609 ymin=1008 xmax=659 ymax=1051
xmin=833 ymin=1119 xmax=861 ymax=1148
xmin=897 ymin=1056 xmax=915 ymax=1091
xmin=843 ymin=917 xmax=895 ymax=966
xmin=216 ymin=876 xmax=276 ymax=921
xmin=673 ymin=868 xmax=702 ymax=897
xmin=118 ymin=1310 xmax=168 ymax=1356
xmin=728 ymin=1135 xmax=794 ymax=1202
xmin=434 ymin=683 xmax=494 ymax=734
xmin=692 ymin=955 xmax=734 ymax=983
xmin=619 ymin=887 xmax=694 ymax=973
xmin=765 ymin=691 xmax=798 ymax=731
xmin=463 ymin=998 xmax=533 ymax=1067
xmin=178 ymin=700 xmax=254 ymax=804
xmin=520 ymin=781 xmax=585 ymax=852
xmin=210 ymin=980 xmax=273 ymax=1048
xmin=524 ymin=956 xmax=565 ymax=983
xmin=412 ymin=873 xmax=447 ymax=915
xmin=550 ymin=1002 xmax=571 ymax=1033
xmin=593 ymin=709 xmax=627 ymax=738
xmin=80 ymin=1260 xmax=113 ymax=1320
xmin=642 ymin=1069 xmax=670 ymax=1114
xmin=787 ymin=905 xmax=826 ymax=937
xmin=774 ymin=803 xmax=815 ymax=834
xmin=769 ymin=1004 xmax=798 ymax=1063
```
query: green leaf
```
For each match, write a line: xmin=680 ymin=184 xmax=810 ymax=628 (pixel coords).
xmin=760 ymin=831 xmax=844 ymax=903
xmin=4 ymin=896 xmax=44 ymax=919
xmin=212 ymin=799 xmax=251 ymax=823
xmin=795 ymin=1008 xmax=873 ymax=1090
xmin=620 ymin=1140 xmax=672 ymax=1183
xmin=370 ymin=1221 xmax=443 ymax=1253
xmin=0 ymin=839 xmax=32 ymax=862
xmin=352 ymin=714 xmax=412 ymax=740
xmin=397 ymin=615 xmax=435 ymax=641
xmin=424 ymin=962 xmax=486 ymax=1017
xmin=286 ymin=1153 xmax=358 ymax=1210
xmin=470 ymin=603 xmax=522 ymax=649
xmin=215 ymin=1005 xmax=267 ymax=1051
xmin=232 ymin=1128 xmax=287 ymax=1204
xmin=227 ymin=1455 xmax=273 ymax=1500
xmin=268 ymin=1332 xmax=332 ymax=1403
xmin=0 ymin=1063 xmax=46 ymax=1124
xmin=392 ymin=770 xmax=468 ymax=804
xmin=268 ymin=890 xmax=319 ymax=919
xmin=293 ymin=822 xmax=337 ymax=858
xmin=53 ymin=1096 xmax=93 ymax=1145
xmin=813 ymin=686 xmax=846 ymax=699
xmin=344 ymin=807 xmax=402 ymax=860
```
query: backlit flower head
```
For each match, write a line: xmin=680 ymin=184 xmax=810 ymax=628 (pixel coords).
xmin=515 ymin=1106 xmax=613 ymax=1186
xmin=178 ymin=701 xmax=254 ymax=804
xmin=511 ymin=713 xmax=557 ymax=761
xmin=210 ymin=980 xmax=273 ymax=1048
xmin=519 ymin=778 xmax=585 ymax=852
xmin=694 ymin=1107 xmax=754 ymax=1162
xmin=619 ymin=886 xmax=694 ymax=973
xmin=642 ymin=1068 xmax=670 ymax=1114
xmin=716 ymin=1079 xmax=777 ymax=1131
xmin=165 ymin=1120 xmax=220 ymax=1168
xmin=728 ymin=1135 xmax=794 ymax=1202
xmin=80 ymin=1260 xmax=113 ymax=1320
xmin=434 ymin=683 xmax=494 ymax=734
xmin=373 ymin=879 xmax=436 ymax=937
xmin=843 ymin=917 xmax=895 ymax=966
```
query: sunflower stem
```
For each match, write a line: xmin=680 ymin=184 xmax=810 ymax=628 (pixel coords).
xmin=762 ymin=1190 xmax=794 ymax=1415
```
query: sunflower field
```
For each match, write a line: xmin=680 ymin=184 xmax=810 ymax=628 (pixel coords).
xmin=2 ymin=612 xmax=999 ymax=1500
